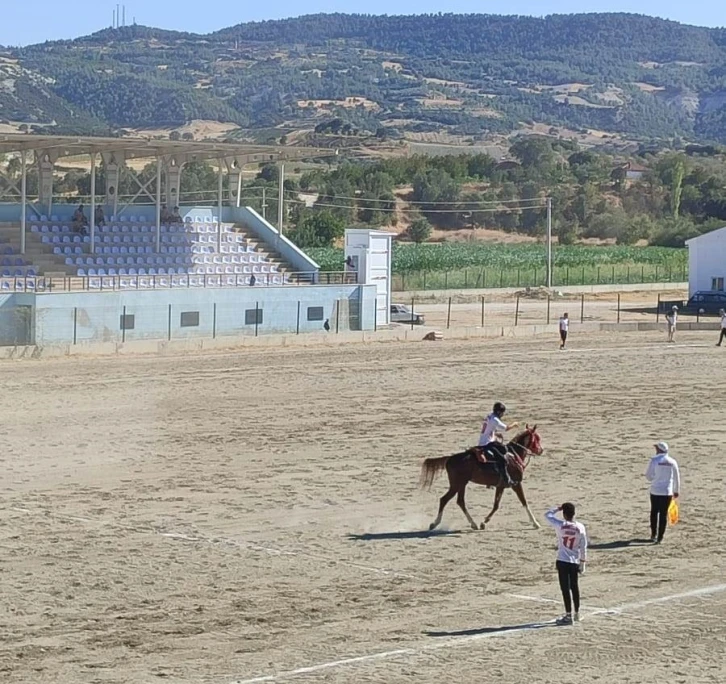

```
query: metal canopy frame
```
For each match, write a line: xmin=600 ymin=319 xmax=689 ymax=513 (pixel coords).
xmin=0 ymin=134 xmax=337 ymax=255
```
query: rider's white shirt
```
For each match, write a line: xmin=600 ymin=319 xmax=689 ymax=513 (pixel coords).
xmin=478 ymin=413 xmax=507 ymax=446
xmin=721 ymin=313 xmax=726 ymax=329
xmin=559 ymin=317 xmax=569 ymax=332
xmin=646 ymin=453 xmax=681 ymax=496
xmin=667 ymin=312 xmax=678 ymax=328
xmin=545 ymin=508 xmax=588 ymax=565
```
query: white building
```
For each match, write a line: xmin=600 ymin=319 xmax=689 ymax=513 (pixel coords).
xmin=685 ymin=226 xmax=726 ymax=297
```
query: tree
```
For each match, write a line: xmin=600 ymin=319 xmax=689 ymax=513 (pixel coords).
xmin=169 ymin=130 xmax=181 ymax=141
xmin=290 ymin=211 xmax=345 ymax=248
xmin=408 ymin=217 xmax=432 ymax=243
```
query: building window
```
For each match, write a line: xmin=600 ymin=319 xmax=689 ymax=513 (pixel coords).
xmin=180 ymin=311 xmax=200 ymax=327
xmin=245 ymin=308 xmax=263 ymax=325
xmin=712 ymin=277 xmax=724 ymax=292
xmin=307 ymin=306 xmax=324 ymax=322
xmin=120 ymin=314 xmax=135 ymax=330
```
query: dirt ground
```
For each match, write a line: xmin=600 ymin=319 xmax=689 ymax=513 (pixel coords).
xmin=2 ymin=328 xmax=726 ymax=684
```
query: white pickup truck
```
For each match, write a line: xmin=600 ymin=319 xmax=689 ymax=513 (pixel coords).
xmin=390 ymin=304 xmax=425 ymax=325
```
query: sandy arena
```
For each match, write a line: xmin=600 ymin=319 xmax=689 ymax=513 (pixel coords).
xmin=2 ymin=328 xmax=726 ymax=683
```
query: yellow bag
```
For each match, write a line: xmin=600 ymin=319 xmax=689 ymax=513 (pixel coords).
xmin=668 ymin=498 xmax=679 ymax=526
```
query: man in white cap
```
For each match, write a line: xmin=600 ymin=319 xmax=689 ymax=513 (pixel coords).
xmin=645 ymin=441 xmax=680 ymax=544
xmin=665 ymin=305 xmax=678 ymax=343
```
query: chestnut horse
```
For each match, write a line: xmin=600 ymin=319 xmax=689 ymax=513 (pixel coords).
xmin=420 ymin=426 xmax=543 ymax=531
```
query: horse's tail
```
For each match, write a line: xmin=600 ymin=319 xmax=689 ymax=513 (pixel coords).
xmin=420 ymin=456 xmax=450 ymax=490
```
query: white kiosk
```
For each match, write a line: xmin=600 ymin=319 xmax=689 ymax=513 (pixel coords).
xmin=344 ymin=229 xmax=394 ymax=327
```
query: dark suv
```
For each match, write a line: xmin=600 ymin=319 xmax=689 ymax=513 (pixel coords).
xmin=685 ymin=291 xmax=726 ymax=315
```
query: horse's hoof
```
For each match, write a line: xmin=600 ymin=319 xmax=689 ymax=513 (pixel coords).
xmin=470 ymin=522 xmax=478 ymax=531
xmin=479 ymin=522 xmax=486 ymax=530
xmin=429 ymin=522 xmax=438 ymax=531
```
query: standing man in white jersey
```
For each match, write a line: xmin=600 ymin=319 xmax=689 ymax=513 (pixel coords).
xmin=559 ymin=312 xmax=569 ymax=350
xmin=716 ymin=309 xmax=726 ymax=347
xmin=666 ymin=305 xmax=678 ymax=343
xmin=645 ymin=441 xmax=680 ymax=544
xmin=545 ymin=502 xmax=587 ymax=625
xmin=476 ymin=402 xmax=518 ymax=486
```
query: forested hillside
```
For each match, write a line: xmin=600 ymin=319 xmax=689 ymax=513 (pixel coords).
xmin=2 ymin=13 xmax=726 ymax=143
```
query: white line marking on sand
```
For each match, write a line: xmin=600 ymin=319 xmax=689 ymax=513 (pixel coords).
xmin=10 ymin=506 xmax=422 ymax=581
xmin=232 ymin=583 xmax=726 ymax=684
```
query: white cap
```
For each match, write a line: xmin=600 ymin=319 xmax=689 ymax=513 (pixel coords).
xmin=672 ymin=305 xmax=678 ymax=310
xmin=655 ymin=441 xmax=669 ymax=452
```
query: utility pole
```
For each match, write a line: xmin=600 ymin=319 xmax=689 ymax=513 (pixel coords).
xmin=546 ymin=197 xmax=553 ymax=289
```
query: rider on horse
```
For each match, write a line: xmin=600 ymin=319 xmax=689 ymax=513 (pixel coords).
xmin=477 ymin=401 xmax=519 ymax=486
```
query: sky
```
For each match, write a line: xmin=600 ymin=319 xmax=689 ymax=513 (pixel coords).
xmin=1 ymin=0 xmax=725 ymax=47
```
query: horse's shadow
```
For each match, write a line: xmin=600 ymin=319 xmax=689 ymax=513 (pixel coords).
xmin=346 ymin=530 xmax=461 ymax=542
xmin=425 ymin=620 xmax=556 ymax=638
xmin=589 ymin=538 xmax=653 ymax=550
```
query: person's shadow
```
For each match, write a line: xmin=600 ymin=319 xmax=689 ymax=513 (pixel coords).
xmin=347 ymin=530 xmax=461 ymax=541
xmin=425 ymin=620 xmax=556 ymax=638
xmin=588 ymin=538 xmax=653 ymax=550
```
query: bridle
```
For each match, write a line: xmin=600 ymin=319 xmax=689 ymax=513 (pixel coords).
xmin=508 ymin=430 xmax=542 ymax=469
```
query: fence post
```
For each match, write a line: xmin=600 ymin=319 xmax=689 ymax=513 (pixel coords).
xmin=611 ymin=266 xmax=615 ymax=284
xmin=447 ymin=296 xmax=452 ymax=329
xmin=410 ymin=297 xmax=415 ymax=331
xmin=580 ymin=294 xmax=585 ymax=324
xmin=168 ymin=304 xmax=172 ymax=341
xmin=566 ymin=267 xmax=570 ymax=286
xmin=499 ymin=269 xmax=504 ymax=288
xmin=655 ymin=265 xmax=659 ymax=282
xmin=627 ymin=266 xmax=630 ymax=283
xmin=617 ymin=294 xmax=621 ymax=324
xmin=73 ymin=307 xmax=77 ymax=345
xmin=213 ymin=303 xmax=217 ymax=339
xmin=255 ymin=302 xmax=259 ymax=337
xmin=581 ymin=266 xmax=585 ymax=285
xmin=641 ymin=265 xmax=645 ymax=282
xmin=514 ymin=295 xmax=520 ymax=326
xmin=597 ymin=266 xmax=601 ymax=284
xmin=656 ymin=294 xmax=661 ymax=322
xmin=296 ymin=301 xmax=301 ymax=335
xmin=336 ymin=299 xmax=340 ymax=334
xmin=547 ymin=296 xmax=551 ymax=325
xmin=445 ymin=271 xmax=448 ymax=290
xmin=122 ymin=305 xmax=127 ymax=343
xmin=517 ymin=268 xmax=521 ymax=287
xmin=402 ymin=273 xmax=406 ymax=292
xmin=534 ymin=267 xmax=537 ymax=287
xmin=464 ymin=269 xmax=468 ymax=288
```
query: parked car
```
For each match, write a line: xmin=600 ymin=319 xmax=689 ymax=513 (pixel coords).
xmin=390 ymin=303 xmax=425 ymax=325
xmin=684 ymin=291 xmax=726 ymax=315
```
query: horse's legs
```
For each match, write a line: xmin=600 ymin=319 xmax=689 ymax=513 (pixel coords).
xmin=456 ymin=485 xmax=478 ymax=531
xmin=483 ymin=486 xmax=505 ymax=527
xmin=429 ymin=482 xmax=458 ymax=531
xmin=513 ymin=483 xmax=540 ymax=529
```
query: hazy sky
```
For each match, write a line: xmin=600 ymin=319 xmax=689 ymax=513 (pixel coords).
xmin=2 ymin=1 xmax=725 ymax=46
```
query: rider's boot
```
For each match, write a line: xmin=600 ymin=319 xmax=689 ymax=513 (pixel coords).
xmin=498 ymin=461 xmax=514 ymax=487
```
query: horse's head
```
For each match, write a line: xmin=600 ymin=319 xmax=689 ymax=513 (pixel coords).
xmin=513 ymin=424 xmax=543 ymax=456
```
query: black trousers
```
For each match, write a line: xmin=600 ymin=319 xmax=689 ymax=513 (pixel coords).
xmin=650 ymin=494 xmax=672 ymax=542
xmin=719 ymin=329 xmax=726 ymax=345
xmin=560 ymin=330 xmax=568 ymax=346
xmin=556 ymin=560 xmax=580 ymax=614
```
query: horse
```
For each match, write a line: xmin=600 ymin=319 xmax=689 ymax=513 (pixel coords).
xmin=420 ymin=426 xmax=543 ymax=531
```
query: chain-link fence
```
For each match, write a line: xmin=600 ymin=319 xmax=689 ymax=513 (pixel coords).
xmin=391 ymin=263 xmax=687 ymax=292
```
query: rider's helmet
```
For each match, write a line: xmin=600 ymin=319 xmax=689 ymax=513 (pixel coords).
xmin=493 ymin=402 xmax=506 ymax=417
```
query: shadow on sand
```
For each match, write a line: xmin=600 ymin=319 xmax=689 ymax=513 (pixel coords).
xmin=425 ymin=621 xmax=556 ymax=638
xmin=589 ymin=538 xmax=653 ymax=550
xmin=346 ymin=530 xmax=462 ymax=542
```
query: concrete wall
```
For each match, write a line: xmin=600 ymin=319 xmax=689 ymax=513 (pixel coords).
xmin=228 ymin=206 xmax=319 ymax=275
xmin=688 ymin=233 xmax=726 ymax=297
xmin=0 ymin=284 xmax=377 ymax=346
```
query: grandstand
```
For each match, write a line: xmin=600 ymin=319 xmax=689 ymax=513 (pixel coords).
xmin=0 ymin=135 xmax=379 ymax=346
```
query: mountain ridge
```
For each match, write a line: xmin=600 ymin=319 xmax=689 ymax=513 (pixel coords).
xmin=2 ymin=12 xmax=726 ymax=144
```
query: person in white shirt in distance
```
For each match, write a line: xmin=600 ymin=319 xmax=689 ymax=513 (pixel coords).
xmin=559 ymin=312 xmax=569 ymax=350
xmin=716 ymin=308 xmax=726 ymax=347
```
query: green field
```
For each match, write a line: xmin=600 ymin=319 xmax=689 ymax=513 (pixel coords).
xmin=307 ymin=244 xmax=688 ymax=290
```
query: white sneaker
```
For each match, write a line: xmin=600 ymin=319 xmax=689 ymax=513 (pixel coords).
xmin=574 ymin=612 xmax=581 ymax=623
xmin=556 ymin=614 xmax=573 ymax=626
